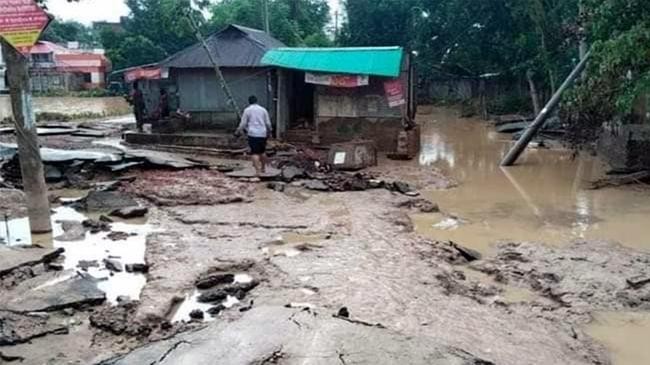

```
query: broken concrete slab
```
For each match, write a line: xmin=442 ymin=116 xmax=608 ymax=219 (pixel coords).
xmin=101 ymin=306 xmax=495 ymax=365
xmin=71 ymin=129 xmax=110 ymax=138
xmin=125 ymin=263 xmax=149 ymax=273
xmin=0 ymin=246 xmax=64 ymax=277
xmin=0 ymin=143 xmax=122 ymax=164
xmin=226 ymin=166 xmax=281 ymax=179
xmin=54 ymin=220 xmax=87 ymax=242
xmin=123 ymin=149 xmax=199 ymax=169
xmin=0 ymin=310 xmax=68 ymax=346
xmin=78 ymin=190 xmax=138 ymax=212
xmin=2 ymin=271 xmax=106 ymax=312
xmin=195 ymin=273 xmax=235 ymax=290
xmin=304 ymin=180 xmax=329 ymax=191
xmin=281 ymin=165 xmax=305 ymax=182
xmin=109 ymin=206 xmax=148 ymax=219
xmin=103 ymin=259 xmax=124 ymax=272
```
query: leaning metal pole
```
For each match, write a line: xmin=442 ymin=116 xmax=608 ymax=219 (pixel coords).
xmin=500 ymin=50 xmax=591 ymax=166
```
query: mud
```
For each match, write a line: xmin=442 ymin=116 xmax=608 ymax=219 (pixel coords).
xmin=121 ymin=169 xmax=255 ymax=206
xmin=3 ymin=108 xmax=650 ymax=364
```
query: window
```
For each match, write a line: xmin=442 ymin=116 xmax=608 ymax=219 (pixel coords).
xmin=31 ymin=53 xmax=53 ymax=63
xmin=83 ymin=73 xmax=92 ymax=83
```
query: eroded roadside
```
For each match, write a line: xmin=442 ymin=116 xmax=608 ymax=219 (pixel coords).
xmin=2 ymin=110 xmax=650 ymax=365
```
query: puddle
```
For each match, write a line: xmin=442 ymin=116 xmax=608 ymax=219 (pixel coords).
xmin=1 ymin=204 xmax=150 ymax=304
xmin=171 ymin=291 xmax=241 ymax=323
xmin=260 ymin=233 xmax=326 ymax=257
xmin=171 ymin=290 xmax=217 ymax=323
xmin=413 ymin=108 xmax=650 ymax=255
xmin=586 ymin=312 xmax=650 ymax=365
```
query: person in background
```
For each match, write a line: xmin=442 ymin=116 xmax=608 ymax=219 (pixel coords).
xmin=130 ymin=80 xmax=146 ymax=132
xmin=235 ymin=95 xmax=272 ymax=176
xmin=158 ymin=88 xmax=170 ymax=119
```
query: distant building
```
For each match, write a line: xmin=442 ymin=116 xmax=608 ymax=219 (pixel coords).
xmin=28 ymin=41 xmax=112 ymax=92
xmin=92 ymin=18 xmax=126 ymax=33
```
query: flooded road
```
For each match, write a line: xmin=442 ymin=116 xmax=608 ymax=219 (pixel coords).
xmin=586 ymin=312 xmax=650 ymax=365
xmin=413 ymin=108 xmax=650 ymax=254
xmin=1 ymin=203 xmax=150 ymax=303
xmin=0 ymin=96 xmax=131 ymax=120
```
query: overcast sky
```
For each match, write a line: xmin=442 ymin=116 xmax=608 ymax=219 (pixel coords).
xmin=46 ymin=0 xmax=341 ymax=26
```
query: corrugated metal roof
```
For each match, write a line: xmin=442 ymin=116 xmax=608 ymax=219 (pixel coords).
xmin=261 ymin=47 xmax=403 ymax=77
xmin=162 ymin=24 xmax=285 ymax=69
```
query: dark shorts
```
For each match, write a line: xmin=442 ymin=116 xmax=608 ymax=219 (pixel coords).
xmin=248 ymin=136 xmax=267 ymax=155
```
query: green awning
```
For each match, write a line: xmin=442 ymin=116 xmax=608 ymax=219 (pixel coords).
xmin=261 ymin=47 xmax=403 ymax=78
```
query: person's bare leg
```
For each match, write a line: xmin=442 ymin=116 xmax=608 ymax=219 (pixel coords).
xmin=252 ymin=154 xmax=261 ymax=176
xmin=260 ymin=153 xmax=267 ymax=173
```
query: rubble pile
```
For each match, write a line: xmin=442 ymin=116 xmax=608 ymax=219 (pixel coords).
xmin=121 ymin=169 xmax=255 ymax=206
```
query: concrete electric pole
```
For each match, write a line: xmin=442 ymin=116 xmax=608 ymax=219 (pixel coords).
xmin=1 ymin=40 xmax=52 ymax=233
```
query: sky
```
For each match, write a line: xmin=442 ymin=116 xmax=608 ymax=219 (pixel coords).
xmin=46 ymin=0 xmax=342 ymax=26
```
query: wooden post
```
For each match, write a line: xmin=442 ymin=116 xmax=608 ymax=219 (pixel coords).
xmin=501 ymin=50 xmax=591 ymax=167
xmin=1 ymin=41 xmax=51 ymax=233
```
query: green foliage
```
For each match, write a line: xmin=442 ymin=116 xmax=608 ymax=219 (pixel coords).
xmin=100 ymin=29 xmax=166 ymax=71
xmin=210 ymin=0 xmax=330 ymax=46
xmin=42 ymin=19 xmax=98 ymax=46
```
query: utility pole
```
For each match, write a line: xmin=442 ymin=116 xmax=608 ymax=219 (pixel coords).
xmin=186 ymin=11 xmax=241 ymax=121
xmin=501 ymin=51 xmax=591 ymax=167
xmin=334 ymin=10 xmax=339 ymax=43
xmin=578 ymin=1 xmax=588 ymax=61
xmin=1 ymin=40 xmax=51 ymax=233
xmin=263 ymin=0 xmax=270 ymax=34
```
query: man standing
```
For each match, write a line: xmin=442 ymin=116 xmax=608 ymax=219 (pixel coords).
xmin=236 ymin=95 xmax=272 ymax=176
xmin=130 ymin=80 xmax=146 ymax=132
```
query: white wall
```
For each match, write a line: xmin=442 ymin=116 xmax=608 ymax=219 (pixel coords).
xmin=91 ymin=72 xmax=102 ymax=84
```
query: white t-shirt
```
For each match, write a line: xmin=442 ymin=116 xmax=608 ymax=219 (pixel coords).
xmin=238 ymin=104 xmax=272 ymax=138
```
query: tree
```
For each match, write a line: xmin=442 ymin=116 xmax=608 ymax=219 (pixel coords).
xmin=98 ymin=0 xmax=207 ymax=70
xmin=42 ymin=19 xmax=98 ymax=46
xmin=563 ymin=0 xmax=650 ymax=145
xmin=209 ymin=0 xmax=331 ymax=46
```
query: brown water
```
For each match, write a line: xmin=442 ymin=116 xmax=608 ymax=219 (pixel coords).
xmin=0 ymin=96 xmax=131 ymax=120
xmin=586 ymin=312 xmax=650 ymax=365
xmin=413 ymin=108 xmax=650 ymax=254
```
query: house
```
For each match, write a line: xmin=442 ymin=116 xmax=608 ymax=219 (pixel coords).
xmin=261 ymin=47 xmax=416 ymax=151
xmin=120 ymin=24 xmax=286 ymax=131
xmin=28 ymin=41 xmax=111 ymax=92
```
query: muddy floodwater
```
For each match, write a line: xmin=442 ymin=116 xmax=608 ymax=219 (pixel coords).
xmin=413 ymin=108 xmax=650 ymax=255
xmin=586 ymin=312 xmax=650 ymax=365
xmin=0 ymin=95 xmax=131 ymax=120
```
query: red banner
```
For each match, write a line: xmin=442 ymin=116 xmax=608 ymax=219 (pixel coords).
xmin=125 ymin=68 xmax=161 ymax=82
xmin=383 ymin=79 xmax=405 ymax=107
xmin=0 ymin=0 xmax=49 ymax=53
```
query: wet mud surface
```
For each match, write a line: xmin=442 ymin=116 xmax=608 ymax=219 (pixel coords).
xmin=2 ymin=108 xmax=650 ymax=364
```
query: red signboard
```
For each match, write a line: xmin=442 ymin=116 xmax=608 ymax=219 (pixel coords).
xmin=0 ymin=0 xmax=50 ymax=53
xmin=383 ymin=79 xmax=406 ymax=107
xmin=125 ymin=67 xmax=162 ymax=82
